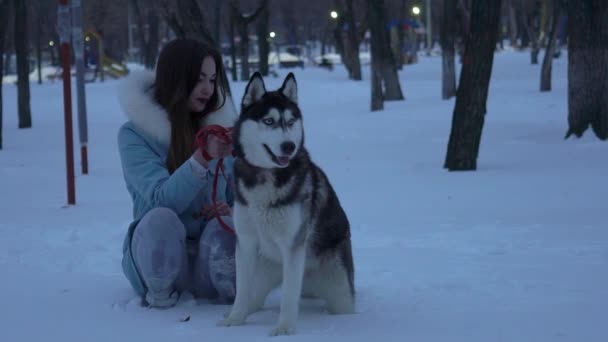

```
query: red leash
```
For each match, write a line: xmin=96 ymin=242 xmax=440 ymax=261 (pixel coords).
xmin=196 ymin=125 xmax=236 ymax=235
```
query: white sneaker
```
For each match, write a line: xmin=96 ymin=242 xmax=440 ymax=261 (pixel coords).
xmin=145 ymin=289 xmax=179 ymax=308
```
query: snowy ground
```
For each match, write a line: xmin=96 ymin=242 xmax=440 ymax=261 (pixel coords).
xmin=1 ymin=51 xmax=607 ymax=342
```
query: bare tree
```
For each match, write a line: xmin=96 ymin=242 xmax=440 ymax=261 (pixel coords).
xmin=130 ymin=0 xmax=160 ymax=69
xmin=520 ymin=0 xmax=542 ymax=63
xmin=440 ymin=0 xmax=457 ymax=99
xmin=14 ymin=0 xmax=32 ymax=129
xmin=367 ymin=0 xmax=404 ymax=111
xmin=0 ymin=0 xmax=9 ymax=149
xmin=342 ymin=0 xmax=362 ymax=80
xmin=256 ymin=0 xmax=270 ymax=76
xmin=540 ymin=0 xmax=561 ymax=92
xmin=160 ymin=0 xmax=233 ymax=94
xmin=456 ymin=0 xmax=471 ymax=59
xmin=33 ymin=2 xmax=43 ymax=84
xmin=368 ymin=0 xmax=385 ymax=111
xmin=506 ymin=0 xmax=518 ymax=47
xmin=279 ymin=1 xmax=299 ymax=45
xmin=160 ymin=0 xmax=215 ymax=43
xmin=213 ymin=0 xmax=222 ymax=44
xmin=565 ymin=0 xmax=608 ymax=140
xmin=230 ymin=0 xmax=266 ymax=81
xmin=84 ymin=0 xmax=129 ymax=61
xmin=228 ymin=15 xmax=238 ymax=81
xmin=444 ymin=0 xmax=502 ymax=171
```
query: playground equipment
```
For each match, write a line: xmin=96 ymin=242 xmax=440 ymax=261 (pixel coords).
xmin=84 ymin=29 xmax=129 ymax=82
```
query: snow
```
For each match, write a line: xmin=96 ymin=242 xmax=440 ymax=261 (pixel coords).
xmin=1 ymin=50 xmax=607 ymax=341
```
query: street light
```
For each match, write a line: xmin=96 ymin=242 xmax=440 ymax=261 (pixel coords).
xmin=49 ymin=40 xmax=55 ymax=47
xmin=330 ymin=10 xmax=338 ymax=19
xmin=269 ymin=31 xmax=276 ymax=38
xmin=412 ymin=6 xmax=420 ymax=15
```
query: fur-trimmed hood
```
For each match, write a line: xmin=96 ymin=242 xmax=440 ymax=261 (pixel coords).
xmin=117 ymin=70 xmax=238 ymax=146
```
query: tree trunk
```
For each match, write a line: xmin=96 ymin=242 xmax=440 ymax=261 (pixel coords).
xmin=0 ymin=0 xmax=8 ymax=149
xmin=440 ymin=0 xmax=457 ymax=99
xmin=565 ymin=0 xmax=608 ymax=140
xmin=214 ymin=0 xmax=221 ymax=45
xmin=526 ymin=20 xmax=540 ymax=64
xmin=379 ymin=20 xmax=403 ymax=99
xmin=145 ymin=11 xmax=160 ymax=69
xmin=367 ymin=0 xmax=404 ymax=104
xmin=398 ymin=0 xmax=410 ymax=69
xmin=370 ymin=60 xmax=383 ymax=111
xmin=237 ymin=19 xmax=250 ymax=81
xmin=131 ymin=0 xmax=160 ymax=70
xmin=344 ymin=0 xmax=362 ymax=80
xmin=229 ymin=0 xmax=266 ymax=81
xmin=35 ymin=7 xmax=42 ymax=84
xmin=333 ymin=16 xmax=349 ymax=75
xmin=256 ymin=1 xmax=270 ymax=76
xmin=540 ymin=0 xmax=560 ymax=92
xmin=229 ymin=16 xmax=237 ymax=82
xmin=444 ymin=0 xmax=502 ymax=171
xmin=381 ymin=62 xmax=404 ymax=100
xmin=14 ymin=0 xmax=32 ymax=129
xmin=367 ymin=0 xmax=384 ymax=111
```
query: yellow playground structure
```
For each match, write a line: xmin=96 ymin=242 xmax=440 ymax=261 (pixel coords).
xmin=84 ymin=29 xmax=129 ymax=81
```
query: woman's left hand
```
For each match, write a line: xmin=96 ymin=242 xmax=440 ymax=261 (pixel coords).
xmin=214 ymin=201 xmax=232 ymax=216
xmin=200 ymin=201 xmax=232 ymax=220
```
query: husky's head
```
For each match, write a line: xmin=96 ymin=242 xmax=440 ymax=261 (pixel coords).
xmin=234 ymin=72 xmax=303 ymax=169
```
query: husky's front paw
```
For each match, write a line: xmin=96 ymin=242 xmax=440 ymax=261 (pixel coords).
xmin=217 ymin=313 xmax=246 ymax=327
xmin=269 ymin=324 xmax=296 ymax=336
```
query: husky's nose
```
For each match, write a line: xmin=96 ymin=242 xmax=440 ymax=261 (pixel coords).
xmin=281 ymin=141 xmax=296 ymax=155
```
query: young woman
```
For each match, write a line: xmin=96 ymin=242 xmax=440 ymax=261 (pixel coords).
xmin=117 ymin=39 xmax=238 ymax=308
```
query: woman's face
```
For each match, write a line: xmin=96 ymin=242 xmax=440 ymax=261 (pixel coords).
xmin=188 ymin=56 xmax=217 ymax=112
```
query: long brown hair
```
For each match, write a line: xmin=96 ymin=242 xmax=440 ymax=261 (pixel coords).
xmin=153 ymin=39 xmax=227 ymax=173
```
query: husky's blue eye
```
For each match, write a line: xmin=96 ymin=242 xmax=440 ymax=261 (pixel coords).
xmin=263 ymin=118 xmax=275 ymax=125
xmin=287 ymin=119 xmax=296 ymax=127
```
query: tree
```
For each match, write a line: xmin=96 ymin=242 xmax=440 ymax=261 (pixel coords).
xmin=0 ymin=0 xmax=9 ymax=149
xmin=506 ymin=0 xmax=518 ymax=47
xmin=230 ymin=0 xmax=266 ymax=81
xmin=256 ymin=0 xmax=270 ymax=77
xmin=228 ymin=14 xmax=238 ymax=82
xmin=367 ymin=0 xmax=404 ymax=111
xmin=160 ymin=0 xmax=232 ymax=94
xmin=342 ymin=0 xmax=363 ymax=80
xmin=565 ymin=0 xmax=608 ymax=140
xmin=160 ymin=0 xmax=216 ymax=43
xmin=84 ymin=0 xmax=129 ymax=61
xmin=130 ymin=0 xmax=160 ymax=69
xmin=540 ymin=0 xmax=561 ymax=92
xmin=440 ymin=0 xmax=457 ymax=99
xmin=444 ymin=0 xmax=502 ymax=171
xmin=14 ymin=0 xmax=32 ymax=129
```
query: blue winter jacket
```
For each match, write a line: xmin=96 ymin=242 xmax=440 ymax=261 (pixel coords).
xmin=116 ymin=71 xmax=237 ymax=296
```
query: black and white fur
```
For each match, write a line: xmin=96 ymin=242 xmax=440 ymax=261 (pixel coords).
xmin=217 ymin=72 xmax=355 ymax=336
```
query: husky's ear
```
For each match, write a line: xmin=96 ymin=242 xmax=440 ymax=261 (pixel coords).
xmin=242 ymin=72 xmax=266 ymax=108
xmin=280 ymin=72 xmax=298 ymax=104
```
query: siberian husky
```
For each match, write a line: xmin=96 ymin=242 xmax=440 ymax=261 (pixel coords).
xmin=217 ymin=72 xmax=355 ymax=336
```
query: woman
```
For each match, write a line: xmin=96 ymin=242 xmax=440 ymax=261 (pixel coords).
xmin=117 ymin=39 xmax=238 ymax=308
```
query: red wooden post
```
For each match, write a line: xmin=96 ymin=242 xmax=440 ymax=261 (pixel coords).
xmin=58 ymin=0 xmax=76 ymax=205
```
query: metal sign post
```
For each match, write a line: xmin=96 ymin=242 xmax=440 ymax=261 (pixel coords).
xmin=58 ymin=0 xmax=76 ymax=205
xmin=72 ymin=0 xmax=89 ymax=175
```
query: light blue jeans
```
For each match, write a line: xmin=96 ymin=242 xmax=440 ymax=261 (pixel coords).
xmin=130 ymin=207 xmax=236 ymax=307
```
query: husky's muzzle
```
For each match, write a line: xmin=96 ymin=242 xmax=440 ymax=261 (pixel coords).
xmin=263 ymin=142 xmax=294 ymax=167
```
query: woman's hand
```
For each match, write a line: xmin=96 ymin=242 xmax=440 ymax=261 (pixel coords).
xmin=191 ymin=129 xmax=232 ymax=167
xmin=205 ymin=132 xmax=232 ymax=159
xmin=200 ymin=201 xmax=232 ymax=220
